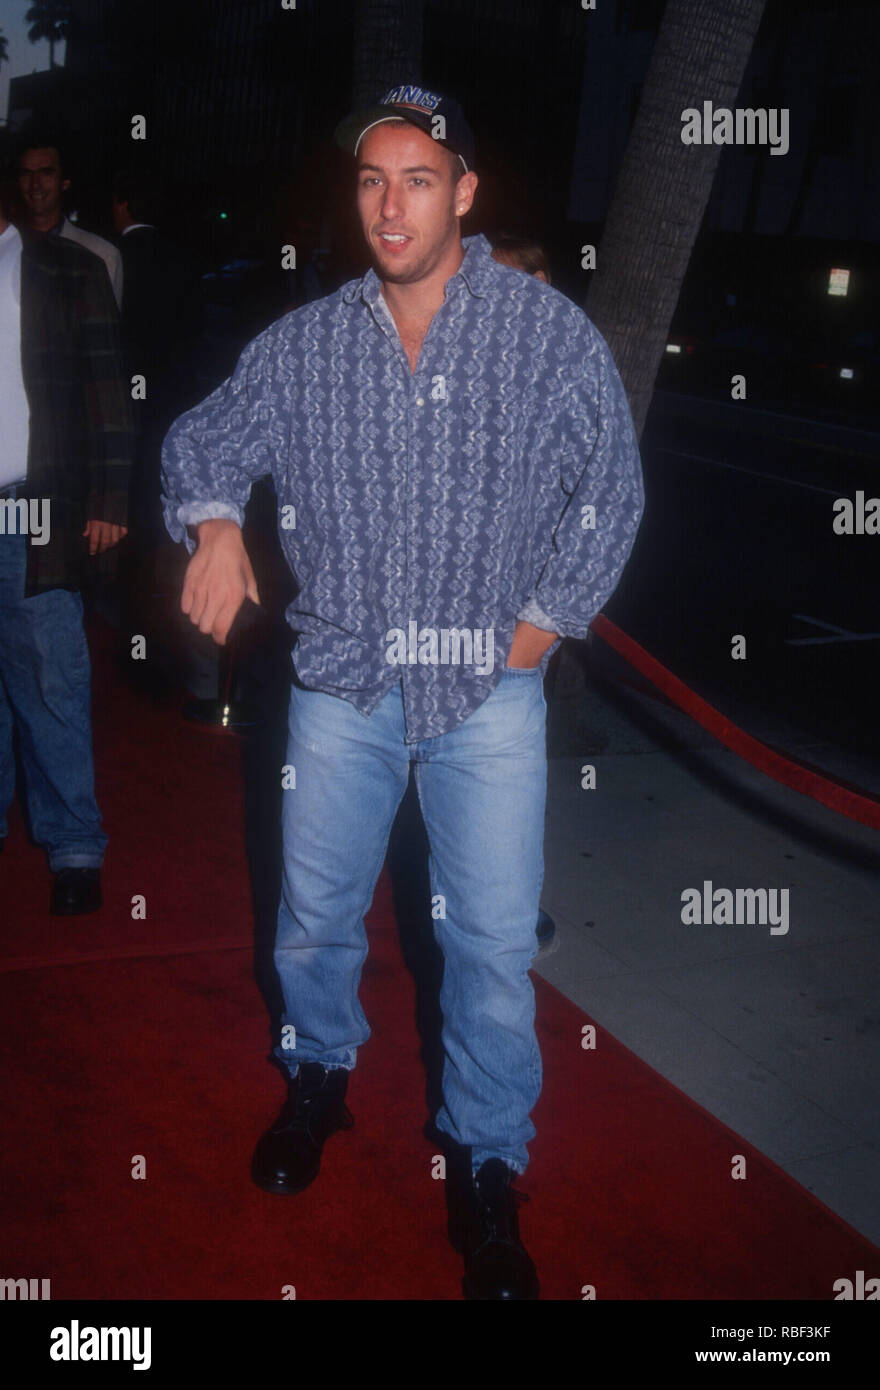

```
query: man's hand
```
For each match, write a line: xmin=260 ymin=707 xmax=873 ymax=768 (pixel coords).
xmin=83 ymin=520 xmax=128 ymax=555
xmin=181 ymin=518 xmax=260 ymax=645
xmin=506 ymin=620 xmax=559 ymax=668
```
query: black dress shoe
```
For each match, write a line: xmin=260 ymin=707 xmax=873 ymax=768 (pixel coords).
xmin=446 ymin=1151 xmax=540 ymax=1299
xmin=50 ymin=867 xmax=102 ymax=916
xmin=251 ymin=1062 xmax=353 ymax=1195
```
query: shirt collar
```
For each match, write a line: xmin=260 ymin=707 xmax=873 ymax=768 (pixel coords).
xmin=0 ymin=222 xmax=22 ymax=250
xmin=343 ymin=233 xmax=496 ymax=307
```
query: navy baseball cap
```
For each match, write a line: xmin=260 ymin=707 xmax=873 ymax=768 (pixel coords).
xmin=334 ymin=83 xmax=475 ymax=173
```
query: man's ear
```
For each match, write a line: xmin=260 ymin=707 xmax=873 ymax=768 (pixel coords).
xmin=62 ymin=177 xmax=71 ymax=194
xmin=454 ymin=169 xmax=478 ymax=217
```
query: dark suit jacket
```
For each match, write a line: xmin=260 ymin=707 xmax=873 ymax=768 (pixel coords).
xmin=117 ymin=225 xmax=203 ymax=538
xmin=16 ymin=228 xmax=135 ymax=596
xmin=119 ymin=225 xmax=202 ymax=410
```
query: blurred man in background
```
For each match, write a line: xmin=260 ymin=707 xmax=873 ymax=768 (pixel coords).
xmin=490 ymin=233 xmax=551 ymax=284
xmin=0 ymin=178 xmax=134 ymax=913
xmin=18 ymin=134 xmax=123 ymax=309
xmin=111 ymin=169 xmax=202 ymax=651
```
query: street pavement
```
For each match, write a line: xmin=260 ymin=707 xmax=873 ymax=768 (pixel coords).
xmin=537 ymin=391 xmax=880 ymax=1247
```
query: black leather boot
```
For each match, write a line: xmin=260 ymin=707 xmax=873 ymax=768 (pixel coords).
xmin=50 ymin=868 xmax=102 ymax=915
xmin=446 ymin=1149 xmax=540 ymax=1300
xmin=251 ymin=1062 xmax=353 ymax=1195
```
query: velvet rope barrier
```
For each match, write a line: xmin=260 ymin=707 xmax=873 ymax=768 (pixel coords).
xmin=589 ymin=614 xmax=880 ymax=832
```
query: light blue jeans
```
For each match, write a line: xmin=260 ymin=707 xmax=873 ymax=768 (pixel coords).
xmin=272 ymin=667 xmax=548 ymax=1175
xmin=0 ymin=528 xmax=107 ymax=869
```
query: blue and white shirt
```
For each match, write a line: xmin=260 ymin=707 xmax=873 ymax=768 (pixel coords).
xmin=161 ymin=233 xmax=644 ymax=742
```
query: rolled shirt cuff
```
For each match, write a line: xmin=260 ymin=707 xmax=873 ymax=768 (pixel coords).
xmin=165 ymin=500 xmax=244 ymax=552
xmin=515 ymin=595 xmax=559 ymax=633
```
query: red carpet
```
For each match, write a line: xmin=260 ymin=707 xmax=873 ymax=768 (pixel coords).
xmin=1 ymin=619 xmax=877 ymax=1299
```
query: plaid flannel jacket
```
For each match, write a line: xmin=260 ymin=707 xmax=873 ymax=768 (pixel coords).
xmin=15 ymin=228 xmax=135 ymax=596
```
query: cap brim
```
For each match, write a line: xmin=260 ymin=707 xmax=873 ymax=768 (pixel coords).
xmin=334 ymin=105 xmax=432 ymax=156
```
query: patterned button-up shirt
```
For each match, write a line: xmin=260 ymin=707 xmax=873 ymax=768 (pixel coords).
xmin=161 ymin=233 xmax=644 ymax=742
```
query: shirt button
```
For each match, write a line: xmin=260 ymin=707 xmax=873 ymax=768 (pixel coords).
xmin=415 ymin=397 xmax=425 ymax=406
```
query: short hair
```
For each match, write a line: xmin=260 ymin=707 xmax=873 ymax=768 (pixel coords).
xmin=490 ymin=234 xmax=552 ymax=285
xmin=17 ymin=131 xmax=69 ymax=175
xmin=112 ymin=168 xmax=160 ymax=224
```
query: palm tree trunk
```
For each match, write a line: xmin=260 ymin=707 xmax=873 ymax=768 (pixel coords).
xmin=352 ymin=0 xmax=423 ymax=108
xmin=585 ymin=0 xmax=768 ymax=438
xmin=741 ymin=3 xmax=787 ymax=236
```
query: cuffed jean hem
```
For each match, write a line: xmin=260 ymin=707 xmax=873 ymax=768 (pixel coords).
xmin=472 ymin=1150 xmax=527 ymax=1178
xmin=273 ymin=1047 xmax=357 ymax=1078
xmin=49 ymin=851 xmax=105 ymax=871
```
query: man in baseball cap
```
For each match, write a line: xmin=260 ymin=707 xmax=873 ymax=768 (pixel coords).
xmin=163 ymin=79 xmax=644 ymax=1302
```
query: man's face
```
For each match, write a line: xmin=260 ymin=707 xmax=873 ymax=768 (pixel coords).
xmin=356 ymin=120 xmax=476 ymax=285
xmin=18 ymin=147 xmax=69 ymax=222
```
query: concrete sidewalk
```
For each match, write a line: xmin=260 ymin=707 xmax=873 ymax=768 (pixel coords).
xmin=537 ymin=639 xmax=880 ymax=1247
